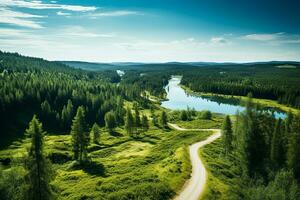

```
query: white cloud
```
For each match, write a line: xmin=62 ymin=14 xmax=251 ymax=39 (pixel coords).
xmin=211 ymin=37 xmax=228 ymax=44
xmin=88 ymin=10 xmax=140 ymax=18
xmin=0 ymin=0 xmax=97 ymax=12
xmin=0 ymin=7 xmax=44 ymax=28
xmin=241 ymin=32 xmax=300 ymax=44
xmin=0 ymin=28 xmax=31 ymax=37
xmin=56 ymin=11 xmax=71 ymax=16
xmin=61 ymin=26 xmax=115 ymax=38
xmin=241 ymin=33 xmax=284 ymax=41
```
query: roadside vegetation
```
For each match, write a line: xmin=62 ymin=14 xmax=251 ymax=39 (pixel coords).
xmin=200 ymin=95 xmax=300 ymax=200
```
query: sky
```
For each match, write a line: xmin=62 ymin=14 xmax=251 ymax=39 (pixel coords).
xmin=0 ymin=0 xmax=300 ymax=62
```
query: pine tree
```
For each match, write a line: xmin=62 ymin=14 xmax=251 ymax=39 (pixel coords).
xmin=287 ymin=115 xmax=300 ymax=179
xmin=222 ymin=115 xmax=233 ymax=155
xmin=71 ymin=106 xmax=88 ymax=163
xmin=180 ymin=110 xmax=188 ymax=121
xmin=104 ymin=111 xmax=116 ymax=133
xmin=25 ymin=115 xmax=53 ymax=200
xmin=134 ymin=103 xmax=141 ymax=128
xmin=90 ymin=123 xmax=100 ymax=144
xmin=160 ymin=111 xmax=168 ymax=128
xmin=125 ymin=107 xmax=134 ymax=136
xmin=271 ymin=118 xmax=283 ymax=169
xmin=141 ymin=115 xmax=149 ymax=132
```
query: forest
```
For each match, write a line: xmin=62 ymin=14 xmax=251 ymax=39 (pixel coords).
xmin=0 ymin=51 xmax=300 ymax=200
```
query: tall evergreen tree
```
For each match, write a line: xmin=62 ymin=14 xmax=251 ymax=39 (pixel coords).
xmin=141 ymin=115 xmax=149 ymax=132
xmin=287 ymin=115 xmax=300 ymax=179
xmin=90 ymin=123 xmax=100 ymax=144
xmin=160 ymin=111 xmax=168 ymax=128
xmin=71 ymin=106 xmax=88 ymax=163
xmin=25 ymin=115 xmax=53 ymax=200
xmin=125 ymin=107 xmax=134 ymax=136
xmin=271 ymin=118 xmax=284 ymax=169
xmin=104 ymin=111 xmax=116 ymax=133
xmin=222 ymin=115 xmax=233 ymax=155
xmin=134 ymin=103 xmax=141 ymax=128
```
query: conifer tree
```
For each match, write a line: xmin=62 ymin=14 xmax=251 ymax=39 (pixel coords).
xmin=90 ymin=123 xmax=100 ymax=144
xmin=125 ymin=107 xmax=134 ymax=136
xmin=71 ymin=106 xmax=88 ymax=163
xmin=222 ymin=115 xmax=233 ymax=155
xmin=287 ymin=115 xmax=300 ymax=179
xmin=271 ymin=118 xmax=284 ymax=169
xmin=141 ymin=115 xmax=149 ymax=132
xmin=180 ymin=110 xmax=188 ymax=121
xmin=160 ymin=111 xmax=168 ymax=128
xmin=134 ymin=103 xmax=141 ymax=128
xmin=104 ymin=111 xmax=116 ymax=133
xmin=25 ymin=115 xmax=53 ymax=200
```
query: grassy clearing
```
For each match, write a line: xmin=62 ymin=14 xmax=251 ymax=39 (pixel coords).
xmin=0 ymin=125 xmax=211 ymax=200
xmin=199 ymin=139 xmax=241 ymax=200
xmin=168 ymin=110 xmax=224 ymax=129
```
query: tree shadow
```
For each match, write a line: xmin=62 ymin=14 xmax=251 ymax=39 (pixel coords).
xmin=109 ymin=130 xmax=123 ymax=137
xmin=80 ymin=161 xmax=106 ymax=176
xmin=69 ymin=160 xmax=106 ymax=176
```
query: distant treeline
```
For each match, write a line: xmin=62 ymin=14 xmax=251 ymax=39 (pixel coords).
xmin=180 ymin=64 xmax=300 ymax=108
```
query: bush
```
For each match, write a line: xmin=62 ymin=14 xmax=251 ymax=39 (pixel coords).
xmin=200 ymin=110 xmax=212 ymax=120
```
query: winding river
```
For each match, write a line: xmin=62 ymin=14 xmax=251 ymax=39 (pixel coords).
xmin=161 ymin=76 xmax=286 ymax=118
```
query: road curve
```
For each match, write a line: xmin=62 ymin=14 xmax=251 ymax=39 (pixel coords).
xmin=168 ymin=123 xmax=221 ymax=200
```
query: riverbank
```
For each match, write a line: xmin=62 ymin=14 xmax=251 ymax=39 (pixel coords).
xmin=180 ymin=84 xmax=299 ymax=115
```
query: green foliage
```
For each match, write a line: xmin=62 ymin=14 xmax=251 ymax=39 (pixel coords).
xmin=125 ymin=107 xmax=135 ymax=136
xmin=160 ymin=111 xmax=168 ymax=128
xmin=180 ymin=63 xmax=300 ymax=109
xmin=104 ymin=111 xmax=116 ymax=133
xmin=25 ymin=115 xmax=54 ymax=200
xmin=0 ymin=165 xmax=28 ymax=200
xmin=270 ymin=119 xmax=284 ymax=169
xmin=287 ymin=115 xmax=300 ymax=179
xmin=222 ymin=115 xmax=233 ymax=155
xmin=200 ymin=110 xmax=212 ymax=120
xmin=245 ymin=170 xmax=300 ymax=200
xmin=180 ymin=110 xmax=188 ymax=121
xmin=90 ymin=123 xmax=101 ymax=144
xmin=141 ymin=115 xmax=149 ymax=132
xmin=71 ymin=106 xmax=89 ymax=162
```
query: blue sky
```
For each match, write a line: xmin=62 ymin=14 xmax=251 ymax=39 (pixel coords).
xmin=0 ymin=0 xmax=300 ymax=62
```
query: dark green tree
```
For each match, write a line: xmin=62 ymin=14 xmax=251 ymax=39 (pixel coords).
xmin=287 ymin=115 xmax=300 ymax=179
xmin=71 ymin=106 xmax=89 ymax=163
xmin=270 ymin=118 xmax=284 ymax=169
xmin=160 ymin=111 xmax=168 ymax=128
xmin=180 ymin=110 xmax=188 ymax=121
xmin=141 ymin=115 xmax=149 ymax=132
xmin=25 ymin=115 xmax=54 ymax=200
xmin=134 ymin=103 xmax=141 ymax=128
xmin=125 ymin=107 xmax=134 ymax=136
xmin=104 ymin=111 xmax=116 ymax=133
xmin=222 ymin=115 xmax=233 ymax=155
xmin=90 ymin=123 xmax=100 ymax=144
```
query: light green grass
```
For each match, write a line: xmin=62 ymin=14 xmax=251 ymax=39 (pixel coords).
xmin=199 ymin=139 xmax=241 ymax=200
xmin=0 ymin=125 xmax=211 ymax=200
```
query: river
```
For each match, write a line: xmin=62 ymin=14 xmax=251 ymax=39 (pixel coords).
xmin=161 ymin=76 xmax=286 ymax=118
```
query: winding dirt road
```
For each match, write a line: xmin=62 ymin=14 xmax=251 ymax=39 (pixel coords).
xmin=168 ymin=123 xmax=221 ymax=200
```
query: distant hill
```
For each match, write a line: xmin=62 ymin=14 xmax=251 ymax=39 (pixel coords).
xmin=61 ymin=60 xmax=300 ymax=71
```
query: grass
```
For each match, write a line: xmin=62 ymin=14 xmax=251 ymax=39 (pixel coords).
xmin=168 ymin=110 xmax=225 ymax=129
xmin=0 ymin=124 xmax=211 ymax=200
xmin=199 ymin=139 xmax=242 ymax=200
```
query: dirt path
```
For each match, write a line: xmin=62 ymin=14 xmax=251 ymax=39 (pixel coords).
xmin=168 ymin=123 xmax=221 ymax=200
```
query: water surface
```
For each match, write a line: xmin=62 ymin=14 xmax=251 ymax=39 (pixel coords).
xmin=161 ymin=76 xmax=286 ymax=118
